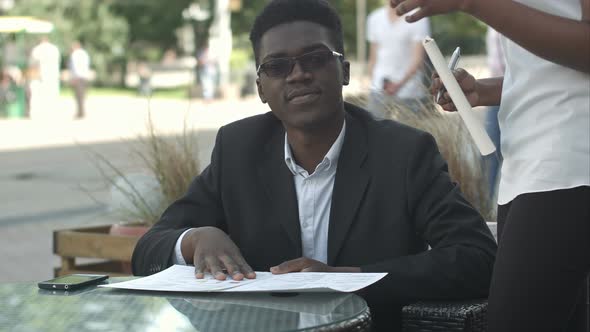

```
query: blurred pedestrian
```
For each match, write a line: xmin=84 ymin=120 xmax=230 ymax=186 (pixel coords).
xmin=392 ymin=0 xmax=590 ymax=330
xmin=137 ymin=62 xmax=152 ymax=97
xmin=366 ymin=1 xmax=430 ymax=118
xmin=0 ymin=69 xmax=15 ymax=116
xmin=29 ymin=36 xmax=60 ymax=117
xmin=161 ymin=49 xmax=177 ymax=66
xmin=68 ymin=41 xmax=90 ymax=118
xmin=197 ymin=42 xmax=218 ymax=101
xmin=2 ymin=34 xmax=20 ymax=67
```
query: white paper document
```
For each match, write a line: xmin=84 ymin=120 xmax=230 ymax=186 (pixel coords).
xmin=100 ymin=265 xmax=387 ymax=293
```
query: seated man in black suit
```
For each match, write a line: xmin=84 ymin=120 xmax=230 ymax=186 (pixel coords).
xmin=132 ymin=0 xmax=497 ymax=330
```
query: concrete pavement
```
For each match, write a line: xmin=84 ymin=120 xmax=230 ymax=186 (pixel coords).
xmin=0 ymin=94 xmax=267 ymax=282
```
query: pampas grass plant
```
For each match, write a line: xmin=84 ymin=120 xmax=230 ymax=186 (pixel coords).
xmin=86 ymin=113 xmax=200 ymax=226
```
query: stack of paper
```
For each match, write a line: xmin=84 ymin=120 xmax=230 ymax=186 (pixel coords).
xmin=99 ymin=265 xmax=387 ymax=293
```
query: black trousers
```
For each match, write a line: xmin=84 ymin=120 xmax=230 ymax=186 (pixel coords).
xmin=488 ymin=186 xmax=590 ymax=332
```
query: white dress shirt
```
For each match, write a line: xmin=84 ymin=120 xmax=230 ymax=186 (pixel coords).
xmin=69 ymin=48 xmax=91 ymax=80
xmin=173 ymin=121 xmax=346 ymax=265
xmin=283 ymin=121 xmax=346 ymax=263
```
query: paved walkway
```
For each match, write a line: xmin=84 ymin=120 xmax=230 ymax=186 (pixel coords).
xmin=0 ymin=94 xmax=268 ymax=282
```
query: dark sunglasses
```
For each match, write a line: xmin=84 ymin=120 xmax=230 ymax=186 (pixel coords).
xmin=257 ymin=49 xmax=343 ymax=78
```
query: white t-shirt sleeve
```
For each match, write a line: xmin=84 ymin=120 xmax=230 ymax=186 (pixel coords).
xmin=172 ymin=228 xmax=195 ymax=265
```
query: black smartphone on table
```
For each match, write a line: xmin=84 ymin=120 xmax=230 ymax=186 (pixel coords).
xmin=38 ymin=274 xmax=109 ymax=290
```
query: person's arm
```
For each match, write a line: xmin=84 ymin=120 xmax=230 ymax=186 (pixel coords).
xmin=381 ymin=42 xmax=425 ymax=96
xmin=431 ymin=69 xmax=503 ymax=110
xmin=475 ymin=77 xmax=503 ymax=106
xmin=393 ymin=0 xmax=590 ymax=73
xmin=367 ymin=42 xmax=378 ymax=81
xmin=361 ymin=132 xmax=497 ymax=302
xmin=398 ymin=41 xmax=425 ymax=88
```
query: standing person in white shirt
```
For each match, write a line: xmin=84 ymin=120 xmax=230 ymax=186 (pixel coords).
xmin=68 ymin=41 xmax=91 ymax=119
xmin=29 ymin=36 xmax=60 ymax=117
xmin=483 ymin=27 xmax=505 ymax=200
xmin=392 ymin=0 xmax=590 ymax=330
xmin=366 ymin=2 xmax=430 ymax=118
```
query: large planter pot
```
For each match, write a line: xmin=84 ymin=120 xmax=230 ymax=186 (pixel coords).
xmin=53 ymin=223 xmax=149 ymax=277
xmin=53 ymin=172 xmax=161 ymax=277
xmin=109 ymin=223 xmax=150 ymax=274
xmin=109 ymin=223 xmax=150 ymax=237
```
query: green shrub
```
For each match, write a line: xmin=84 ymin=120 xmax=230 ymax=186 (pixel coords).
xmin=431 ymin=13 xmax=487 ymax=55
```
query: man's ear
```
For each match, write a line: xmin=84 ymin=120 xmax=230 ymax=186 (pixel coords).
xmin=342 ymin=60 xmax=350 ymax=86
xmin=256 ymin=78 xmax=267 ymax=103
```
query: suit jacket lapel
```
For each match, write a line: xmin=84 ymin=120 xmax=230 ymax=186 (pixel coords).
xmin=328 ymin=110 xmax=370 ymax=265
xmin=257 ymin=126 xmax=302 ymax=255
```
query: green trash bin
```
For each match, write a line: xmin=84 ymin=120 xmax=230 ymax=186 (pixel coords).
xmin=6 ymin=85 xmax=25 ymax=119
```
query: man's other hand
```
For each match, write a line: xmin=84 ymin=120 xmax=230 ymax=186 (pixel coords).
xmin=183 ymin=227 xmax=256 ymax=281
xmin=270 ymin=257 xmax=361 ymax=274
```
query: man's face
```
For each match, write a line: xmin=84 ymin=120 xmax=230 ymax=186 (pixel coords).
xmin=256 ymin=21 xmax=350 ymax=132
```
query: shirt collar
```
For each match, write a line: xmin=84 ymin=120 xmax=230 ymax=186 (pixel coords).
xmin=284 ymin=120 xmax=347 ymax=176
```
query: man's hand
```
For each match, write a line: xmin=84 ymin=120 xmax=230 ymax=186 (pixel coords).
xmin=430 ymin=68 xmax=479 ymax=112
xmin=390 ymin=0 xmax=473 ymax=23
xmin=183 ymin=227 xmax=256 ymax=281
xmin=270 ymin=257 xmax=361 ymax=274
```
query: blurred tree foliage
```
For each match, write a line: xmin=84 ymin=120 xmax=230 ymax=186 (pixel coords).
xmin=8 ymin=0 xmax=203 ymax=85
xmin=7 ymin=0 xmax=486 ymax=86
xmin=8 ymin=0 xmax=128 ymax=85
xmin=230 ymin=0 xmax=383 ymax=59
xmin=230 ymin=1 xmax=485 ymax=62
xmin=111 ymin=0 xmax=194 ymax=60
xmin=431 ymin=13 xmax=487 ymax=55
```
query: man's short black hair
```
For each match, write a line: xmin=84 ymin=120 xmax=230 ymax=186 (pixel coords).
xmin=249 ymin=0 xmax=344 ymax=65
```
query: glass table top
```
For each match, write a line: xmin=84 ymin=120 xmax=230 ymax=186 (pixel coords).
xmin=0 ymin=278 xmax=370 ymax=332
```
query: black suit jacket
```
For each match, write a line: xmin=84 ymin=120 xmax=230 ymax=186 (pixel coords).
xmin=132 ymin=103 xmax=497 ymax=330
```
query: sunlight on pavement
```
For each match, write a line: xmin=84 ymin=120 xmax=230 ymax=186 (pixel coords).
xmin=0 ymin=95 xmax=268 ymax=152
